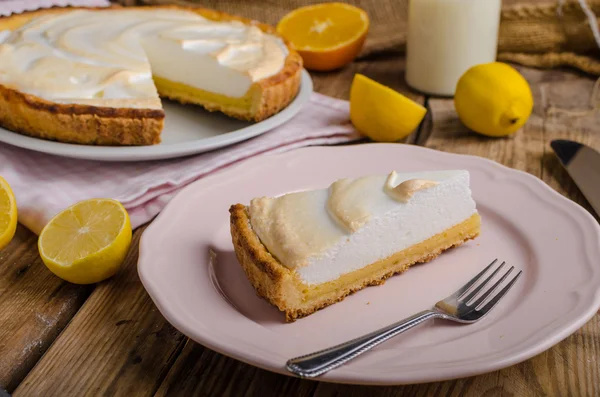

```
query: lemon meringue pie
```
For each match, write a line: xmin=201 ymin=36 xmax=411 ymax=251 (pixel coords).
xmin=230 ymin=170 xmax=481 ymax=322
xmin=0 ymin=6 xmax=302 ymax=145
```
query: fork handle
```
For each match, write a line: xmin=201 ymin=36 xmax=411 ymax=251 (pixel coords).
xmin=286 ymin=310 xmax=441 ymax=378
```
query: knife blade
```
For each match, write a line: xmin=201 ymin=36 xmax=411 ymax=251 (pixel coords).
xmin=551 ymin=139 xmax=600 ymax=217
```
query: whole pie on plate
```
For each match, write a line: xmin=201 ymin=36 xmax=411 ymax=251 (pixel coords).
xmin=230 ymin=170 xmax=481 ymax=322
xmin=0 ymin=6 xmax=303 ymax=146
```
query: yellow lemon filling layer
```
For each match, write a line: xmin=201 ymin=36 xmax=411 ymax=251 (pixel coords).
xmin=153 ymin=76 xmax=256 ymax=118
xmin=299 ymin=213 xmax=481 ymax=302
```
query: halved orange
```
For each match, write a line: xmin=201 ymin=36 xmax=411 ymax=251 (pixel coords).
xmin=277 ymin=3 xmax=369 ymax=71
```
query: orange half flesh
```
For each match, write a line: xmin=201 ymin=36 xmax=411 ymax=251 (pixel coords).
xmin=277 ymin=3 xmax=369 ymax=71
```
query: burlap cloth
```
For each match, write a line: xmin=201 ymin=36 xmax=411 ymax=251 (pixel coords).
xmin=111 ymin=0 xmax=600 ymax=76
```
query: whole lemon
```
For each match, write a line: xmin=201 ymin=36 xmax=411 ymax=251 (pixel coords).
xmin=454 ymin=62 xmax=533 ymax=137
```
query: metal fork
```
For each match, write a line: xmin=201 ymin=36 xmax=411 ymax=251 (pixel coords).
xmin=286 ymin=259 xmax=522 ymax=378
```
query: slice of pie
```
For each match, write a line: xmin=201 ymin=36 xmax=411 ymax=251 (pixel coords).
xmin=0 ymin=6 xmax=303 ymax=146
xmin=230 ymin=170 xmax=481 ymax=322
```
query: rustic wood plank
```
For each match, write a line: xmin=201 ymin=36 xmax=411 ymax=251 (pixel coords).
xmin=538 ymin=76 xmax=600 ymax=220
xmin=13 ymin=227 xmax=187 ymax=397
xmin=0 ymin=225 xmax=93 ymax=393
xmin=154 ymin=341 xmax=318 ymax=397
xmin=313 ymin=331 xmax=600 ymax=396
xmin=313 ymin=66 xmax=600 ymax=396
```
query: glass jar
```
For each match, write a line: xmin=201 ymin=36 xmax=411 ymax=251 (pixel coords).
xmin=405 ymin=0 xmax=502 ymax=96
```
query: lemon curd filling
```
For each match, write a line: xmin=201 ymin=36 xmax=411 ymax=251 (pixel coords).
xmin=153 ymin=76 xmax=256 ymax=115
xmin=300 ymin=214 xmax=481 ymax=302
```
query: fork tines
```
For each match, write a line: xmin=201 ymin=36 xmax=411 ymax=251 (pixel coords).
xmin=458 ymin=259 xmax=522 ymax=313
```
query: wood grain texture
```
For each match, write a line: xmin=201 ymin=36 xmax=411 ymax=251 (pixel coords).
xmin=0 ymin=225 xmax=92 ymax=392
xmin=13 ymin=227 xmax=187 ymax=397
xmin=155 ymin=341 xmax=318 ymax=397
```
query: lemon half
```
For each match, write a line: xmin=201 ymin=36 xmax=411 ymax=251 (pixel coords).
xmin=38 ymin=198 xmax=132 ymax=284
xmin=0 ymin=176 xmax=17 ymax=250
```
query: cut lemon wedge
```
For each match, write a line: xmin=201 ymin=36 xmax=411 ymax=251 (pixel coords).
xmin=277 ymin=3 xmax=369 ymax=71
xmin=38 ymin=198 xmax=132 ymax=284
xmin=350 ymin=73 xmax=427 ymax=142
xmin=0 ymin=176 xmax=17 ymax=250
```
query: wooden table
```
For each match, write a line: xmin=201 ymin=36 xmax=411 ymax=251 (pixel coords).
xmin=1 ymin=54 xmax=600 ymax=396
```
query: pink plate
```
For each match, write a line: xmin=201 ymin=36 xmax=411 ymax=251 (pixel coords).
xmin=138 ymin=143 xmax=600 ymax=385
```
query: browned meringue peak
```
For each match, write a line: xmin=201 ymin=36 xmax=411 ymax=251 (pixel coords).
xmin=326 ymin=176 xmax=379 ymax=233
xmin=249 ymin=192 xmax=344 ymax=269
xmin=384 ymin=171 xmax=439 ymax=203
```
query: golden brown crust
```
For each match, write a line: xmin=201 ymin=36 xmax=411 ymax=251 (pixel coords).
xmin=251 ymin=52 xmax=303 ymax=122
xmin=0 ymin=84 xmax=165 ymax=146
xmin=229 ymin=204 xmax=300 ymax=316
xmin=0 ymin=5 xmax=303 ymax=145
xmin=230 ymin=204 xmax=481 ymax=322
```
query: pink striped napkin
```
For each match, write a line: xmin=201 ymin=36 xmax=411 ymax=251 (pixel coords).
xmin=0 ymin=93 xmax=361 ymax=234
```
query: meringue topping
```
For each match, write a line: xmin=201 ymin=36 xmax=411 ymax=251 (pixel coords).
xmin=249 ymin=170 xmax=478 ymax=282
xmin=249 ymin=192 xmax=344 ymax=270
xmin=327 ymin=176 xmax=376 ymax=232
xmin=0 ymin=8 xmax=288 ymax=107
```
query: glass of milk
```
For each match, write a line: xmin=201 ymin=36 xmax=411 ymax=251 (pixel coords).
xmin=405 ymin=0 xmax=502 ymax=96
